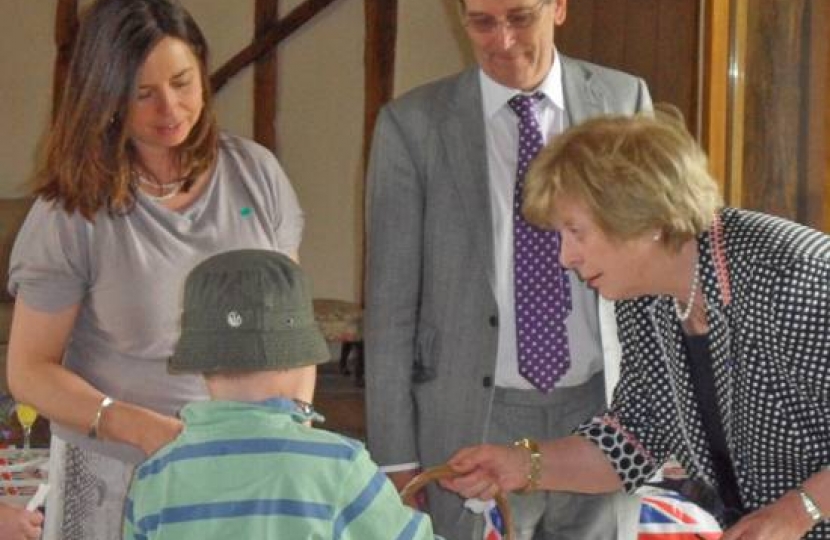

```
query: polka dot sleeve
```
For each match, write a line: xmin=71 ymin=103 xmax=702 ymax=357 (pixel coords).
xmin=572 ymin=297 xmax=677 ymax=493
xmin=575 ymin=415 xmax=658 ymax=494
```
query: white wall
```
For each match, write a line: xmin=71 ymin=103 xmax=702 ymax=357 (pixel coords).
xmin=396 ymin=0 xmax=470 ymax=94
xmin=0 ymin=1 xmax=55 ymax=196
xmin=0 ymin=0 xmax=471 ymax=302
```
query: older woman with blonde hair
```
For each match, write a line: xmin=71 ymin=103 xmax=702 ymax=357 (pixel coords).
xmin=442 ymin=109 xmax=830 ymax=539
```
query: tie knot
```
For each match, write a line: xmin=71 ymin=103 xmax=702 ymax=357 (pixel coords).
xmin=508 ymin=92 xmax=543 ymax=119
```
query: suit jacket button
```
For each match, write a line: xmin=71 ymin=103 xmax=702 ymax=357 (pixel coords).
xmin=488 ymin=315 xmax=498 ymax=327
xmin=482 ymin=376 xmax=493 ymax=388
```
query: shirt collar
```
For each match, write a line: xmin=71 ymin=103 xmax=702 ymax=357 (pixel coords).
xmin=480 ymin=50 xmax=564 ymax=119
xmin=181 ymin=397 xmax=325 ymax=425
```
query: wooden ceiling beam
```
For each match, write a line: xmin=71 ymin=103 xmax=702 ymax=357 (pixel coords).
xmin=254 ymin=0 xmax=280 ymax=152
xmin=211 ymin=0 xmax=341 ymax=92
xmin=362 ymin=0 xmax=397 ymax=168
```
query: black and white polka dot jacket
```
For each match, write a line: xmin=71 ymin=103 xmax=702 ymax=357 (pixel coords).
xmin=576 ymin=207 xmax=830 ymax=535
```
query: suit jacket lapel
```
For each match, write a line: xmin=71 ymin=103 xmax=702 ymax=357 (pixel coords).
xmin=439 ymin=69 xmax=496 ymax=289
xmin=561 ymin=54 xmax=603 ymax=126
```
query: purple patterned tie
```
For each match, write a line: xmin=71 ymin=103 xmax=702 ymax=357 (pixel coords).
xmin=509 ymin=93 xmax=571 ymax=393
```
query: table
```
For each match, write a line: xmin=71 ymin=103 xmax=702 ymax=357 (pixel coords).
xmin=0 ymin=448 xmax=48 ymax=506
xmin=313 ymin=299 xmax=364 ymax=386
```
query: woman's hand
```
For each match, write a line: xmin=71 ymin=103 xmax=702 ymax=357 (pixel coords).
xmin=720 ymin=490 xmax=814 ymax=540
xmin=0 ymin=503 xmax=43 ymax=540
xmin=440 ymin=436 xmax=625 ymax=499
xmin=439 ymin=444 xmax=530 ymax=500
xmin=102 ymin=401 xmax=183 ymax=456
xmin=135 ymin=410 xmax=184 ymax=456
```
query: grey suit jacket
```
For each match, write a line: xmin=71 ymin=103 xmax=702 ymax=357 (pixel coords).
xmin=364 ymin=55 xmax=652 ymax=469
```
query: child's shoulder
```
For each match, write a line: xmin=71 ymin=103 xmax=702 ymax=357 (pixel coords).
xmin=273 ymin=425 xmax=372 ymax=467
xmin=301 ymin=425 xmax=366 ymax=452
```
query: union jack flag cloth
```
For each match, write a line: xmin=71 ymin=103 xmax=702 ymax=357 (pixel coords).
xmin=638 ymin=488 xmax=723 ymax=540
xmin=482 ymin=500 xmax=507 ymax=540
xmin=466 ymin=498 xmax=507 ymax=540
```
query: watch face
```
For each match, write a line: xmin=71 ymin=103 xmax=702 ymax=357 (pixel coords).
xmin=799 ymin=489 xmax=823 ymax=522
xmin=293 ymin=399 xmax=313 ymax=416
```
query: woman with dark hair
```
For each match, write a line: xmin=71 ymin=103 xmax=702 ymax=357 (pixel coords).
xmin=6 ymin=0 xmax=304 ymax=537
xmin=442 ymin=110 xmax=830 ymax=539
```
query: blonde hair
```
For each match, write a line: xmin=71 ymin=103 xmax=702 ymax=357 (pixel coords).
xmin=523 ymin=106 xmax=723 ymax=251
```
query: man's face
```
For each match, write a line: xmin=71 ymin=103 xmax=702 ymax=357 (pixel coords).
xmin=461 ymin=0 xmax=566 ymax=91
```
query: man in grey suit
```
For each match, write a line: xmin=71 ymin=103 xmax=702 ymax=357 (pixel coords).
xmin=365 ymin=0 xmax=651 ymax=538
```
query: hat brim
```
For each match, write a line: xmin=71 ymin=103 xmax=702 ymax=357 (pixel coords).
xmin=168 ymin=325 xmax=331 ymax=374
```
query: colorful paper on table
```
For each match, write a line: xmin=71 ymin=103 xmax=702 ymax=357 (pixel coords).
xmin=0 ymin=448 xmax=48 ymax=503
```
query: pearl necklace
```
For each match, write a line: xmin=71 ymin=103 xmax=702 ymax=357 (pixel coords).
xmin=133 ymin=169 xmax=187 ymax=202
xmin=673 ymin=258 xmax=700 ymax=321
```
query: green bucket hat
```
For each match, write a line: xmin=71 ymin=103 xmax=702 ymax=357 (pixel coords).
xmin=169 ymin=249 xmax=330 ymax=374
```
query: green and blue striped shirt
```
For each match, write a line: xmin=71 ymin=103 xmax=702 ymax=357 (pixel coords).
xmin=124 ymin=398 xmax=440 ymax=539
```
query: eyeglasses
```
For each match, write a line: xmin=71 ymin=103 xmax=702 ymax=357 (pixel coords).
xmin=462 ymin=0 xmax=550 ymax=34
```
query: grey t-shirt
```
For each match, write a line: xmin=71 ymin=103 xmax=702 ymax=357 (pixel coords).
xmin=9 ymin=133 xmax=304 ymax=463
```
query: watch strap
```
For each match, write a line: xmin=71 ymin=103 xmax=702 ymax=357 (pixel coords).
xmin=797 ymin=487 xmax=823 ymax=524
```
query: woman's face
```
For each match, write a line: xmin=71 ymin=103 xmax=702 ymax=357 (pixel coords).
xmin=126 ymin=36 xmax=204 ymax=162
xmin=553 ymin=194 xmax=659 ymax=300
